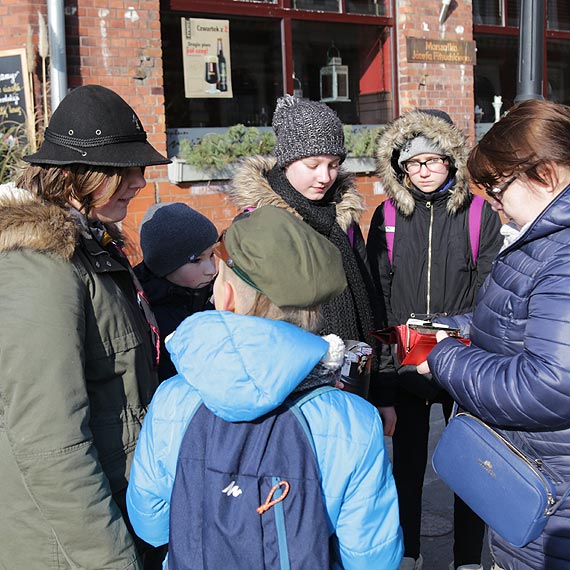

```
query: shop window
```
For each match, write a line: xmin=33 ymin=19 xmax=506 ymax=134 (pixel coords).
xmin=547 ymin=39 xmax=570 ymax=103
xmin=293 ymin=0 xmax=388 ymax=15
xmin=548 ymin=0 xmax=570 ymax=31
xmin=473 ymin=34 xmax=518 ymax=122
xmin=506 ymin=0 xmax=520 ymax=26
xmin=291 ymin=20 xmax=392 ymax=125
xmin=293 ymin=0 xmax=340 ymax=12
xmin=346 ymin=0 xmax=388 ymax=16
xmin=162 ymin=13 xmax=283 ymax=130
xmin=161 ymin=11 xmax=392 ymax=137
xmin=473 ymin=0 xmax=503 ymax=26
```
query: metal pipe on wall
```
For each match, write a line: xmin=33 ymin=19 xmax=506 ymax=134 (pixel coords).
xmin=47 ymin=0 xmax=68 ymax=112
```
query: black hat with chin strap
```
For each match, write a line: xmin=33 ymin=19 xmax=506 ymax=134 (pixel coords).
xmin=24 ymin=84 xmax=170 ymax=167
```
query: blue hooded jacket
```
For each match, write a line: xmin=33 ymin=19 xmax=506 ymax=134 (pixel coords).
xmin=127 ymin=311 xmax=403 ymax=569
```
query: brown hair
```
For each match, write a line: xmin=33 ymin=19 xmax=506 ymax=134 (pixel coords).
xmin=468 ymin=99 xmax=570 ymax=190
xmin=16 ymin=164 xmax=125 ymax=211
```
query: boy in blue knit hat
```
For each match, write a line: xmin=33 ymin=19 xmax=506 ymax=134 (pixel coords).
xmin=134 ymin=202 xmax=219 ymax=381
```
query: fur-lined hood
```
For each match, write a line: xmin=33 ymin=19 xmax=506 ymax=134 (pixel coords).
xmin=0 ymin=184 xmax=77 ymax=260
xmin=375 ymin=110 xmax=471 ymax=216
xmin=228 ymin=156 xmax=364 ymax=231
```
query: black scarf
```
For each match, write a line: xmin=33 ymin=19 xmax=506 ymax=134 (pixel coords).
xmin=267 ymin=165 xmax=376 ymax=346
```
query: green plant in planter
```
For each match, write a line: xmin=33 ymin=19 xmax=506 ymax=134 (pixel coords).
xmin=343 ymin=125 xmax=382 ymax=158
xmin=179 ymin=125 xmax=275 ymax=170
xmin=178 ymin=123 xmax=383 ymax=170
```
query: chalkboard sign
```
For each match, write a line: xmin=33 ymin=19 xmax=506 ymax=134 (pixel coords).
xmin=0 ymin=48 xmax=35 ymax=143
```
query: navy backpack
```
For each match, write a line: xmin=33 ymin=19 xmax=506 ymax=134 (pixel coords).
xmin=168 ymin=386 xmax=337 ymax=569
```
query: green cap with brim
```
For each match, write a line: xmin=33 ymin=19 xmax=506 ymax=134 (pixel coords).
xmin=225 ymin=206 xmax=347 ymax=308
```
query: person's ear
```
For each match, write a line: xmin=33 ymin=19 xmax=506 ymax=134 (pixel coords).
xmin=222 ymin=280 xmax=236 ymax=312
xmin=536 ymin=162 xmax=560 ymax=194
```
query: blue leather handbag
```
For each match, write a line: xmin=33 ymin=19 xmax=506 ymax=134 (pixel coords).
xmin=432 ymin=411 xmax=570 ymax=548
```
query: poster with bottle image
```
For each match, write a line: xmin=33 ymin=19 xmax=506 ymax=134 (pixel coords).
xmin=181 ymin=18 xmax=232 ymax=99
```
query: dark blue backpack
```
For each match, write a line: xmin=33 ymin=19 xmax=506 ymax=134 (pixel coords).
xmin=168 ymin=386 xmax=336 ymax=569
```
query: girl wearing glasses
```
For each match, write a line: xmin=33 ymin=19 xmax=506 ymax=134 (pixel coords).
xmin=367 ymin=109 xmax=503 ymax=570
xmin=419 ymin=99 xmax=570 ymax=570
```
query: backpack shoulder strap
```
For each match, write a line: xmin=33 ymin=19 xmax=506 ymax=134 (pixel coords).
xmin=383 ymin=198 xmax=397 ymax=266
xmin=347 ymin=223 xmax=355 ymax=248
xmin=468 ymin=195 xmax=485 ymax=266
xmin=286 ymin=386 xmax=336 ymax=454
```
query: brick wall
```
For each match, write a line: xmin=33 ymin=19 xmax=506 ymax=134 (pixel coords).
xmin=395 ymin=0 xmax=475 ymax=139
xmin=1 ymin=0 xmax=474 ymax=261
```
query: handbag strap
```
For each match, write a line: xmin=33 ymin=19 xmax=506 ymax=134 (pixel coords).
xmin=548 ymin=486 xmax=570 ymax=515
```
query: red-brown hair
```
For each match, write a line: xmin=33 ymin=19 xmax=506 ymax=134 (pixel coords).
xmin=468 ymin=99 xmax=570 ymax=190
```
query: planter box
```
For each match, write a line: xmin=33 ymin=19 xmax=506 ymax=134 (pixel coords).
xmin=167 ymin=158 xmax=234 ymax=184
xmin=167 ymin=156 xmax=376 ymax=184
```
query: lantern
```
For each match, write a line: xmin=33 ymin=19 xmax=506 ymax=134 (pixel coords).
xmin=319 ymin=43 xmax=350 ymax=103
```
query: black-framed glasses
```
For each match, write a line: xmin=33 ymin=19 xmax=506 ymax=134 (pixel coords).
xmin=402 ymin=157 xmax=449 ymax=175
xmin=484 ymin=176 xmax=517 ymax=201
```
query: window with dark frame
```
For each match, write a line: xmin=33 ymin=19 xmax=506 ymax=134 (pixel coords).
xmin=161 ymin=1 xmax=394 ymax=154
xmin=473 ymin=0 xmax=570 ymax=123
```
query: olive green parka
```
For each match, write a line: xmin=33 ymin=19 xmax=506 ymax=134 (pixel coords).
xmin=0 ymin=188 xmax=158 ymax=569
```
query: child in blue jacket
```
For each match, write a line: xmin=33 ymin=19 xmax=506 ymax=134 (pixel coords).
xmin=127 ymin=205 xmax=403 ymax=569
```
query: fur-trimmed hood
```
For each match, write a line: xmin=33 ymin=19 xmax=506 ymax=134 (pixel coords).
xmin=228 ymin=156 xmax=364 ymax=231
xmin=375 ymin=110 xmax=471 ymax=216
xmin=0 ymin=183 xmax=77 ymax=260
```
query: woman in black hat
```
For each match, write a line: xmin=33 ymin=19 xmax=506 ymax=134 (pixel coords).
xmin=0 ymin=85 xmax=169 ymax=569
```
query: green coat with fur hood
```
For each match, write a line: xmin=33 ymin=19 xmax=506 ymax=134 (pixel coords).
xmin=0 ymin=187 xmax=158 ymax=569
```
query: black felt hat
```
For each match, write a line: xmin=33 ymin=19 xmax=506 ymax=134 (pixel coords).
xmin=24 ymin=85 xmax=170 ymax=167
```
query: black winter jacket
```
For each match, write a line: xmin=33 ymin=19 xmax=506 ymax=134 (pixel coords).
xmin=367 ymin=110 xmax=503 ymax=402
xmin=134 ymin=262 xmax=213 ymax=382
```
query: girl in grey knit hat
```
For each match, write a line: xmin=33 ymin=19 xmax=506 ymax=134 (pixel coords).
xmin=228 ymin=95 xmax=394 ymax=436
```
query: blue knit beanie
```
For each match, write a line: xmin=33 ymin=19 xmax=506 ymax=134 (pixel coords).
xmin=140 ymin=202 xmax=218 ymax=277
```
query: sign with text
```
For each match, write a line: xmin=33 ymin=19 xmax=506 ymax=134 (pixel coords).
xmin=181 ymin=18 xmax=233 ymax=99
xmin=0 ymin=48 xmax=34 ymax=142
xmin=406 ymin=38 xmax=476 ymax=65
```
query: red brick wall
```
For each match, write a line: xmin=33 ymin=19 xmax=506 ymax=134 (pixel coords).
xmin=0 ymin=0 xmax=474 ymax=261
xmin=395 ymin=0 xmax=475 ymax=139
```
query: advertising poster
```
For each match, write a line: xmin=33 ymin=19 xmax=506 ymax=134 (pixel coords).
xmin=181 ymin=18 xmax=233 ymax=99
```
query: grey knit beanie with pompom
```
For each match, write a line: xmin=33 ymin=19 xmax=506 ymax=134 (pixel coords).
xmin=272 ymin=95 xmax=346 ymax=168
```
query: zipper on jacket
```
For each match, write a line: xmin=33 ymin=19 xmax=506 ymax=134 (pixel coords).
xmin=271 ymin=476 xmax=291 ymax=570
xmin=458 ymin=413 xmax=555 ymax=511
xmin=426 ymin=201 xmax=434 ymax=315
